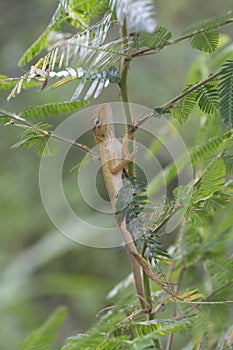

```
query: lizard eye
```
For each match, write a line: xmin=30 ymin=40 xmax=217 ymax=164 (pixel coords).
xmin=95 ymin=116 xmax=102 ymax=128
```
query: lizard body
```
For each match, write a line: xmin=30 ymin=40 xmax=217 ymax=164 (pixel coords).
xmin=91 ymin=104 xmax=146 ymax=308
xmin=91 ymin=104 xmax=174 ymax=309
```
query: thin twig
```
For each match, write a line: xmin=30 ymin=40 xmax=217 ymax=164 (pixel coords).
xmin=129 ymin=71 xmax=220 ymax=137
xmin=161 ymin=71 xmax=220 ymax=109
xmin=0 ymin=109 xmax=100 ymax=159
xmin=132 ymin=17 xmax=233 ymax=59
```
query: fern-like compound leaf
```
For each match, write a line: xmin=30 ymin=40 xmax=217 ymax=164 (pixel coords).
xmin=116 ymin=177 xmax=170 ymax=259
xmin=20 ymin=306 xmax=67 ymax=350
xmin=223 ymin=154 xmax=233 ymax=175
xmin=136 ymin=26 xmax=171 ymax=51
xmin=194 ymin=158 xmax=226 ymax=200
xmin=22 ymin=101 xmax=90 ymax=120
xmin=218 ymin=60 xmax=233 ymax=127
xmin=191 ymin=30 xmax=219 ymax=53
xmin=173 ymin=89 xmax=196 ymax=123
xmin=11 ymin=122 xmax=58 ymax=157
xmin=18 ymin=28 xmax=52 ymax=67
xmin=190 ymin=129 xmax=233 ymax=164
xmin=196 ymin=83 xmax=219 ymax=114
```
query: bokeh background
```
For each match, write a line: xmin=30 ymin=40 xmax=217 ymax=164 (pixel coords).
xmin=0 ymin=1 xmax=233 ymax=349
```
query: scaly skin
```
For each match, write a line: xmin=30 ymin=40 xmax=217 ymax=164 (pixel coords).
xmin=91 ymin=104 xmax=173 ymax=310
xmin=91 ymin=104 xmax=146 ymax=309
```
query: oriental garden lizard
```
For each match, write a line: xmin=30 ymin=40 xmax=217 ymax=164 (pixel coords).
xmin=91 ymin=104 xmax=175 ymax=309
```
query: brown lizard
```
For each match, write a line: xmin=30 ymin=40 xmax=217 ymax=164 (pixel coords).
xmin=91 ymin=104 xmax=174 ymax=310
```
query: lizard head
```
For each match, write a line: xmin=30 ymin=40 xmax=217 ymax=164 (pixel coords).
xmin=91 ymin=104 xmax=115 ymax=143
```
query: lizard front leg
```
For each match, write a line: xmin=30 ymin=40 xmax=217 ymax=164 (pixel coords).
xmin=108 ymin=134 xmax=136 ymax=175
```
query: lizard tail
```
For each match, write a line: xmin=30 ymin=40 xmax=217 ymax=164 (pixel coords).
xmin=118 ymin=220 xmax=147 ymax=309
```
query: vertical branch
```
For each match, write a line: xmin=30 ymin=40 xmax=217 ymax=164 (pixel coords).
xmin=119 ymin=20 xmax=132 ymax=126
xmin=119 ymin=20 xmax=135 ymax=175
xmin=119 ymin=21 xmax=154 ymax=312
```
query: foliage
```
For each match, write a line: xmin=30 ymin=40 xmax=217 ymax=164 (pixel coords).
xmin=1 ymin=0 xmax=233 ymax=349
xmin=20 ymin=307 xmax=67 ymax=350
xmin=135 ymin=26 xmax=172 ymax=51
xmin=22 ymin=101 xmax=90 ymax=120
xmin=60 ymin=308 xmax=193 ymax=349
xmin=116 ymin=177 xmax=171 ymax=260
xmin=218 ymin=60 xmax=233 ymax=127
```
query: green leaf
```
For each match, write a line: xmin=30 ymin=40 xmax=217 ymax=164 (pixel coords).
xmin=110 ymin=0 xmax=157 ymax=33
xmin=11 ymin=123 xmax=58 ymax=157
xmin=223 ymin=154 xmax=233 ymax=175
xmin=61 ymin=310 xmax=129 ymax=350
xmin=196 ymin=83 xmax=219 ymax=114
xmin=22 ymin=101 xmax=90 ymax=120
xmin=70 ymin=154 xmax=92 ymax=173
xmin=50 ymin=0 xmax=100 ymax=29
xmin=137 ymin=26 xmax=171 ymax=50
xmin=130 ymin=317 xmax=193 ymax=335
xmin=116 ymin=178 xmax=169 ymax=259
xmin=177 ymin=225 xmax=204 ymax=260
xmin=18 ymin=28 xmax=51 ymax=67
xmin=20 ymin=306 xmax=67 ymax=350
xmin=49 ymin=0 xmax=72 ymax=28
xmin=11 ymin=136 xmax=39 ymax=149
xmin=0 ymin=116 xmax=11 ymax=125
xmin=191 ymin=30 xmax=219 ymax=53
xmin=173 ymin=89 xmax=196 ymax=123
xmin=218 ymin=60 xmax=233 ymax=127
xmin=78 ymin=0 xmax=110 ymax=20
xmin=116 ymin=177 xmax=148 ymax=224
xmin=195 ymin=158 xmax=226 ymax=200
xmin=190 ymin=129 xmax=233 ymax=164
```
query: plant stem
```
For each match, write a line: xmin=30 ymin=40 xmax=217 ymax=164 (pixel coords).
xmin=120 ymin=66 xmax=132 ymax=124
xmin=119 ymin=21 xmax=134 ymax=175
xmin=119 ymin=20 xmax=132 ymax=127
xmin=119 ymin=22 xmax=153 ymax=311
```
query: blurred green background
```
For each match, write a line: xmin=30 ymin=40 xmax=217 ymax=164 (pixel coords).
xmin=0 ymin=1 xmax=233 ymax=349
